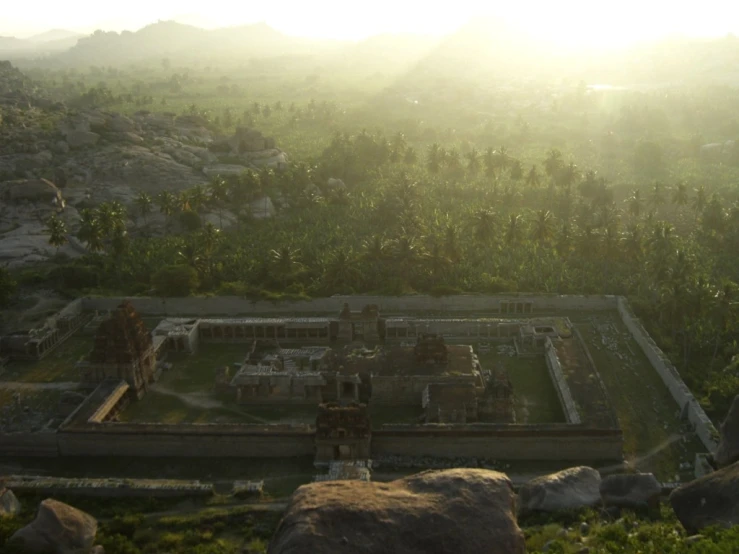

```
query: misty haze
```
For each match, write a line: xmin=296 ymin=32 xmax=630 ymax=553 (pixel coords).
xmin=2 ymin=3 xmax=739 ymax=553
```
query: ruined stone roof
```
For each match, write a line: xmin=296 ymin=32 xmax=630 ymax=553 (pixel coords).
xmin=89 ymin=301 xmax=152 ymax=365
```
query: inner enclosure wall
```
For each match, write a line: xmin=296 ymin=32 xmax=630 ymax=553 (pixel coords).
xmin=81 ymin=295 xmax=618 ymax=316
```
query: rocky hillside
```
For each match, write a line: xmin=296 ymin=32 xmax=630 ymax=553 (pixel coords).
xmin=0 ymin=62 xmax=288 ymax=268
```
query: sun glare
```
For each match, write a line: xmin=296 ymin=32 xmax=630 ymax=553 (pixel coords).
xmin=3 ymin=0 xmax=739 ymax=46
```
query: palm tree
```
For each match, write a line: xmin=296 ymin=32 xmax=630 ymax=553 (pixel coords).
xmin=622 ymin=223 xmax=644 ymax=261
xmin=207 ymin=175 xmax=229 ymax=228
xmin=626 ymin=188 xmax=644 ymax=219
xmin=531 ymin=210 xmax=554 ymax=245
xmin=77 ymin=209 xmax=104 ymax=253
xmin=361 ymin=236 xmax=389 ymax=266
xmin=671 ymin=182 xmax=689 ymax=210
xmin=648 ymin=181 xmax=666 ymax=214
xmin=557 ymin=161 xmax=579 ymax=191
xmin=403 ymin=147 xmax=417 ymax=165
xmin=135 ymin=191 xmax=153 ymax=226
xmin=46 ymin=215 xmax=67 ymax=253
xmin=525 ymin=165 xmax=541 ymax=189
xmin=427 ymin=143 xmax=442 ymax=174
xmin=270 ymin=246 xmax=303 ymax=286
xmin=96 ymin=201 xmax=126 ymax=238
xmin=711 ymin=281 xmax=738 ymax=368
xmin=188 ymin=184 xmax=209 ymax=213
xmin=322 ymin=249 xmax=361 ymax=291
xmin=472 ymin=209 xmax=497 ymax=243
xmin=509 ymin=160 xmax=523 ymax=182
xmin=483 ymin=147 xmax=496 ymax=178
xmin=156 ymin=191 xmax=177 ymax=230
xmin=466 ymin=148 xmax=481 ymax=176
xmin=691 ymin=185 xmax=708 ymax=222
xmin=543 ymin=149 xmax=564 ymax=182
xmin=443 ymin=225 xmax=461 ymax=262
xmin=505 ymin=213 xmax=524 ymax=245
xmin=390 ymin=235 xmax=426 ymax=284
xmin=425 ymin=240 xmax=452 ymax=277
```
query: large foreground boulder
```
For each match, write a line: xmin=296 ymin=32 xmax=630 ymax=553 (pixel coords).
xmin=518 ymin=466 xmax=601 ymax=515
xmin=0 ymin=488 xmax=21 ymax=517
xmin=670 ymin=461 xmax=739 ymax=533
xmin=268 ymin=468 xmax=525 ymax=554
xmin=716 ymin=395 xmax=739 ymax=467
xmin=600 ymin=473 xmax=662 ymax=509
xmin=10 ymin=498 xmax=98 ymax=553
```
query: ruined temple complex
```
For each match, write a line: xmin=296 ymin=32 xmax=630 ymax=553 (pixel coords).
xmin=0 ymin=294 xmax=720 ymax=479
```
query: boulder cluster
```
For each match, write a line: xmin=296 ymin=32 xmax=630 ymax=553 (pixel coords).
xmin=0 ymin=62 xmax=291 ymax=267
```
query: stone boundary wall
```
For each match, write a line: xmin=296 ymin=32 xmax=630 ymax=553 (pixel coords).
xmin=616 ymin=297 xmax=719 ymax=453
xmin=4 ymin=475 xmax=215 ymax=498
xmin=81 ymin=294 xmax=618 ymax=316
xmin=57 ymin=425 xmax=316 ymax=458
xmin=373 ymin=425 xmax=623 ymax=461
xmin=544 ymin=338 xmax=581 ymax=424
xmin=0 ymin=432 xmax=59 ymax=457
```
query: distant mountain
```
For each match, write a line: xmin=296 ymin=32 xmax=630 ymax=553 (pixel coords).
xmin=51 ymin=20 xmax=336 ymax=65
xmin=0 ymin=29 xmax=85 ymax=58
xmin=26 ymin=29 xmax=84 ymax=43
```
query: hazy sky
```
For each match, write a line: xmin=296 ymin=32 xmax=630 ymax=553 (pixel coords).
xmin=4 ymin=0 xmax=739 ymax=47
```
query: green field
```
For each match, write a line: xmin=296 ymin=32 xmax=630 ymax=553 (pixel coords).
xmin=1 ymin=334 xmax=91 ymax=383
xmin=474 ymin=345 xmax=566 ymax=424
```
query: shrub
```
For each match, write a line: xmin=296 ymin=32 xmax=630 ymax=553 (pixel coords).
xmin=179 ymin=209 xmax=202 ymax=232
xmin=152 ymin=265 xmax=199 ymax=296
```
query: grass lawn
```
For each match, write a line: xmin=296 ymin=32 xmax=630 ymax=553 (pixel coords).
xmin=159 ymin=343 xmax=251 ymax=393
xmin=474 ymin=345 xmax=565 ymax=424
xmin=1 ymin=334 xmax=91 ymax=383
xmin=571 ymin=313 xmax=705 ymax=480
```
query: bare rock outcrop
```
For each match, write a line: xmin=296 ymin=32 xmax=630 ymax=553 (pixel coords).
xmin=268 ymin=468 xmax=525 ymax=554
xmin=0 ymin=178 xmax=62 ymax=204
xmin=66 ymin=130 xmax=100 ymax=149
xmin=10 ymin=498 xmax=98 ymax=553
xmin=518 ymin=466 xmax=602 ymax=515
xmin=670 ymin=461 xmax=739 ymax=533
xmin=599 ymin=473 xmax=662 ymax=509
xmin=716 ymin=395 xmax=739 ymax=468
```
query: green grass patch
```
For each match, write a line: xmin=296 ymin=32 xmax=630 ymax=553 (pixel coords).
xmin=158 ymin=343 xmax=251 ymax=393
xmin=475 ymin=345 xmax=565 ymax=424
xmin=1 ymin=334 xmax=91 ymax=382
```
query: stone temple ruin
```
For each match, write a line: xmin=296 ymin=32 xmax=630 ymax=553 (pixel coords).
xmin=76 ymin=301 xmax=158 ymax=399
xmin=0 ymin=294 xmax=721 ymax=477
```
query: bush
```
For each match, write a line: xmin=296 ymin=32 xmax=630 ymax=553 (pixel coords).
xmin=152 ymin=265 xmax=199 ymax=296
xmin=481 ymin=275 xmax=517 ymax=293
xmin=179 ymin=209 xmax=202 ymax=232
xmin=48 ymin=264 xmax=100 ymax=290
xmin=429 ymin=285 xmax=463 ymax=297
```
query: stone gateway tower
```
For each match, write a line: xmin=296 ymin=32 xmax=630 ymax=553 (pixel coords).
xmin=78 ymin=301 xmax=156 ymax=398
